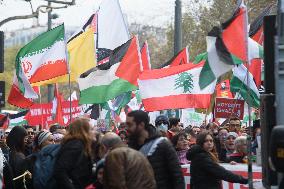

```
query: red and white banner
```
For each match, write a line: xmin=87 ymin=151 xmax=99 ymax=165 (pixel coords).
xmin=25 ymin=100 xmax=83 ymax=126
xmin=214 ymin=98 xmax=245 ymax=119
xmin=138 ymin=62 xmax=216 ymax=111
xmin=182 ymin=163 xmax=262 ymax=189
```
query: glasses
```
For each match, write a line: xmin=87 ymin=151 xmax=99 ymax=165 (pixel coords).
xmin=27 ymin=132 xmax=34 ymax=135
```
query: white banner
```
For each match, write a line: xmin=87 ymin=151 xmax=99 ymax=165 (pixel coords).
xmin=181 ymin=163 xmax=262 ymax=189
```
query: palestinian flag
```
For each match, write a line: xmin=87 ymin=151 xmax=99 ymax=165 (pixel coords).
xmin=78 ymin=36 xmax=141 ymax=104
xmin=141 ymin=41 xmax=151 ymax=70
xmin=222 ymin=0 xmax=248 ymax=62
xmin=249 ymin=4 xmax=273 ymax=44
xmin=248 ymin=5 xmax=273 ymax=88
xmin=138 ymin=62 xmax=216 ymax=111
xmin=158 ymin=47 xmax=189 ymax=68
xmin=230 ymin=64 xmax=260 ymax=107
xmin=199 ymin=0 xmax=263 ymax=89
xmin=9 ymin=110 xmax=29 ymax=126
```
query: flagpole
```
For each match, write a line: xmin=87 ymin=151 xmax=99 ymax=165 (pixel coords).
xmin=244 ymin=0 xmax=253 ymax=188
xmin=68 ymin=69 xmax=72 ymax=124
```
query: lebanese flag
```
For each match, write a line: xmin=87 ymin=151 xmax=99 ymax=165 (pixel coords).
xmin=141 ymin=41 xmax=151 ymax=71
xmin=222 ymin=0 xmax=248 ymax=62
xmin=158 ymin=47 xmax=189 ymax=68
xmin=138 ymin=62 xmax=216 ymax=111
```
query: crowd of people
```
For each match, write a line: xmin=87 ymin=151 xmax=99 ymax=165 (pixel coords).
xmin=0 ymin=110 xmax=261 ymax=189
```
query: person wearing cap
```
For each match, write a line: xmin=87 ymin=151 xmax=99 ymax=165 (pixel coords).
xmin=34 ymin=131 xmax=54 ymax=151
xmin=155 ymin=115 xmax=171 ymax=138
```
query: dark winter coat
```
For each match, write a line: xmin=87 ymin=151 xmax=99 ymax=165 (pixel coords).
xmin=186 ymin=145 xmax=248 ymax=189
xmin=140 ymin=125 xmax=185 ymax=189
xmin=104 ymin=144 xmax=156 ymax=189
xmin=54 ymin=139 xmax=93 ymax=189
xmin=9 ymin=151 xmax=31 ymax=189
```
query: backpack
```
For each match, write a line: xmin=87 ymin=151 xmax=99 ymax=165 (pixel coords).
xmin=33 ymin=144 xmax=61 ymax=189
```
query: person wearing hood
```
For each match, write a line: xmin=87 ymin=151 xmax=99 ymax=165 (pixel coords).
xmin=186 ymin=131 xmax=248 ymax=189
xmin=126 ymin=110 xmax=185 ymax=189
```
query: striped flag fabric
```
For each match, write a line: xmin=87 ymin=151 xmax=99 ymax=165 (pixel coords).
xmin=33 ymin=16 xmax=96 ymax=86
xmin=158 ymin=47 xmax=189 ymax=68
xmin=230 ymin=64 xmax=260 ymax=107
xmin=138 ymin=62 xmax=216 ymax=111
xmin=8 ymin=25 xmax=68 ymax=108
xmin=78 ymin=36 xmax=141 ymax=104
xmin=9 ymin=110 xmax=29 ymax=126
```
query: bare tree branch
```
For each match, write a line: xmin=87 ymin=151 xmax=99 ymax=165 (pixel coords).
xmin=0 ymin=13 xmax=38 ymax=27
xmin=42 ymin=0 xmax=75 ymax=5
xmin=0 ymin=4 xmax=68 ymax=27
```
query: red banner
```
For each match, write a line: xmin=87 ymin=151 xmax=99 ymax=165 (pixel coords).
xmin=214 ymin=98 xmax=245 ymax=119
xmin=25 ymin=100 xmax=83 ymax=126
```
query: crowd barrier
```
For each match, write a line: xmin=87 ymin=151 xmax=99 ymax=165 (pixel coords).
xmin=181 ymin=163 xmax=262 ymax=189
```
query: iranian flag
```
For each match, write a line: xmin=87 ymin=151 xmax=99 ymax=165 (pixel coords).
xmin=230 ymin=64 xmax=260 ymax=107
xmin=78 ymin=36 xmax=141 ymax=104
xmin=18 ymin=25 xmax=68 ymax=84
xmin=138 ymin=62 xmax=216 ymax=112
xmin=8 ymin=25 xmax=68 ymax=108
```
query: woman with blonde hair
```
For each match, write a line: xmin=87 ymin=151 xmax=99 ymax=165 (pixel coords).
xmin=54 ymin=118 xmax=94 ymax=189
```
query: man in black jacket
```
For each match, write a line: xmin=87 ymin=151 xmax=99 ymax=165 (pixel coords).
xmin=126 ymin=110 xmax=185 ymax=189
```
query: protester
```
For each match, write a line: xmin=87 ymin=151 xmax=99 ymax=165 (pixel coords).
xmin=186 ymin=131 xmax=248 ymax=189
xmin=6 ymin=126 xmax=31 ymax=189
xmin=52 ymin=133 xmax=64 ymax=144
xmin=154 ymin=115 xmax=170 ymax=138
xmin=171 ymin=131 xmax=190 ymax=164
xmin=24 ymin=126 xmax=35 ymax=156
xmin=126 ymin=110 xmax=185 ymax=189
xmin=215 ymin=128 xmax=229 ymax=162
xmin=206 ymin=122 xmax=219 ymax=136
xmin=118 ymin=130 xmax=128 ymax=144
xmin=228 ymin=136 xmax=248 ymax=164
xmin=49 ymin=124 xmax=66 ymax=135
xmin=188 ymin=127 xmax=199 ymax=146
xmin=228 ymin=117 xmax=242 ymax=135
xmin=93 ymin=159 xmax=104 ymax=189
xmin=102 ymin=132 xmax=156 ymax=189
xmin=169 ymin=118 xmax=182 ymax=135
xmin=34 ymin=131 xmax=54 ymax=151
xmin=54 ymin=118 xmax=93 ymax=189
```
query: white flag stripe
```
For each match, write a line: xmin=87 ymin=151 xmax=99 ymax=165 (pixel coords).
xmin=233 ymin=64 xmax=260 ymax=98
xmin=207 ymin=36 xmax=234 ymax=78
xmin=77 ymin=63 xmax=120 ymax=91
xmin=20 ymin=40 xmax=66 ymax=80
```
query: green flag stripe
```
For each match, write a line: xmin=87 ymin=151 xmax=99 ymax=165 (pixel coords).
xmin=79 ymin=79 xmax=137 ymax=104
xmin=199 ymin=60 xmax=216 ymax=89
xmin=230 ymin=76 xmax=260 ymax=107
xmin=17 ymin=25 xmax=65 ymax=59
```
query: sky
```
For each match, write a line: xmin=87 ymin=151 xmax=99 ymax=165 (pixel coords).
xmin=0 ymin=0 xmax=194 ymax=31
